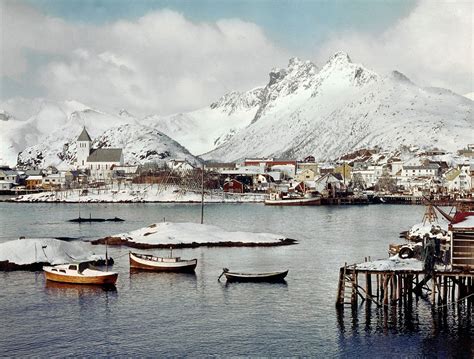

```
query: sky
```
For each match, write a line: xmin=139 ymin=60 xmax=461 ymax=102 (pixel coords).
xmin=1 ymin=0 xmax=473 ymax=117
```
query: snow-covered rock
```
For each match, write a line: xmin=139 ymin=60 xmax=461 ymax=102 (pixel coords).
xmin=0 ymin=238 xmax=106 ymax=268
xmin=97 ymin=222 xmax=294 ymax=247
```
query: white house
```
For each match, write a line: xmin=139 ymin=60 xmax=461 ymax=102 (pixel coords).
xmin=0 ymin=181 xmax=14 ymax=191
xmin=0 ymin=170 xmax=19 ymax=184
xmin=401 ymin=164 xmax=440 ymax=179
xmin=43 ymin=173 xmax=66 ymax=189
xmin=351 ymin=163 xmax=384 ymax=188
xmin=76 ymin=127 xmax=124 ymax=180
xmin=444 ymin=165 xmax=472 ymax=192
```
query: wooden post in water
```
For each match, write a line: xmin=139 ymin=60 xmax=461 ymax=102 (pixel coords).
xmin=366 ymin=273 xmax=372 ymax=301
xmin=383 ymin=275 xmax=389 ymax=306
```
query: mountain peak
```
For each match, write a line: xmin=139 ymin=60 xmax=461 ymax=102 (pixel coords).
xmin=328 ymin=51 xmax=352 ymax=65
xmin=119 ymin=109 xmax=134 ymax=118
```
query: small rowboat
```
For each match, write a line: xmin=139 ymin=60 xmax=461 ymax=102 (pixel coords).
xmin=43 ymin=263 xmax=118 ymax=285
xmin=218 ymin=268 xmax=288 ymax=282
xmin=129 ymin=251 xmax=197 ymax=272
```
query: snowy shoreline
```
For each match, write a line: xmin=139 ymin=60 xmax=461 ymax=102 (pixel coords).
xmin=7 ymin=186 xmax=266 ymax=203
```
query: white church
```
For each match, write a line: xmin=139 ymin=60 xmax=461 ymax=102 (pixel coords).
xmin=76 ymin=127 xmax=124 ymax=180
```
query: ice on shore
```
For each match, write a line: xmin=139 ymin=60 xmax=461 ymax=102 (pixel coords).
xmin=108 ymin=222 xmax=289 ymax=246
xmin=0 ymin=238 xmax=105 ymax=266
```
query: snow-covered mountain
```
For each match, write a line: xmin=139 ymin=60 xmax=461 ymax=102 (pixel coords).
xmin=142 ymin=87 xmax=263 ymax=155
xmin=464 ymin=92 xmax=474 ymax=101
xmin=2 ymin=51 xmax=473 ymax=167
xmin=203 ymin=52 xmax=473 ymax=162
xmin=9 ymin=102 xmax=198 ymax=168
xmin=0 ymin=99 xmax=96 ymax=166
xmin=90 ymin=123 xmax=199 ymax=165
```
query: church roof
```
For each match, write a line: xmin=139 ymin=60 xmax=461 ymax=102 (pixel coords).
xmin=77 ymin=127 xmax=92 ymax=142
xmin=87 ymin=148 xmax=122 ymax=163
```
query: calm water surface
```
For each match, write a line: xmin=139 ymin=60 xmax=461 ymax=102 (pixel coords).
xmin=0 ymin=203 xmax=472 ymax=357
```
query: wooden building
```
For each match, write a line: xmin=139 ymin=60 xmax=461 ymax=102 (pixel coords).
xmin=25 ymin=175 xmax=43 ymax=189
xmin=223 ymin=179 xmax=244 ymax=193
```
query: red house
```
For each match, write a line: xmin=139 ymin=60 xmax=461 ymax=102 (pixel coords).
xmin=223 ymin=179 xmax=244 ymax=193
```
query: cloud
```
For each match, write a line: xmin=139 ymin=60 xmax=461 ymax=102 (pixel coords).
xmin=315 ymin=0 xmax=473 ymax=94
xmin=1 ymin=3 xmax=288 ymax=116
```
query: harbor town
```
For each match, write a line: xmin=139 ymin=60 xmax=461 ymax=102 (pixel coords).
xmin=1 ymin=1 xmax=473 ymax=357
xmin=1 ymin=128 xmax=473 ymax=205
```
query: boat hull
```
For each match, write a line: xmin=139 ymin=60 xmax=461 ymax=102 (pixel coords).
xmin=129 ymin=253 xmax=197 ymax=272
xmin=224 ymin=270 xmax=288 ymax=282
xmin=264 ymin=197 xmax=321 ymax=206
xmin=44 ymin=270 xmax=118 ymax=285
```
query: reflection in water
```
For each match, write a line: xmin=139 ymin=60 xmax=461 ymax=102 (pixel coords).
xmin=220 ymin=280 xmax=288 ymax=288
xmin=45 ymin=280 xmax=117 ymax=297
xmin=337 ymin=302 xmax=473 ymax=357
xmin=129 ymin=269 xmax=198 ymax=290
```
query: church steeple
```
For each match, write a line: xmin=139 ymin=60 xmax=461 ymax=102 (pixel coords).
xmin=77 ymin=127 xmax=92 ymax=142
xmin=76 ymin=127 xmax=92 ymax=167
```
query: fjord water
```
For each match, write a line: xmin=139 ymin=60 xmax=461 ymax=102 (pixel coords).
xmin=0 ymin=203 xmax=472 ymax=357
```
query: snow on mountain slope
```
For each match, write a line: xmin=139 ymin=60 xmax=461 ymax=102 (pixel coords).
xmin=203 ymin=52 xmax=473 ymax=162
xmin=16 ymin=109 xmax=199 ymax=168
xmin=464 ymin=92 xmax=474 ymax=101
xmin=92 ymin=123 xmax=199 ymax=165
xmin=16 ymin=107 xmax=136 ymax=168
xmin=142 ymin=87 xmax=263 ymax=155
xmin=0 ymin=99 xmax=104 ymax=166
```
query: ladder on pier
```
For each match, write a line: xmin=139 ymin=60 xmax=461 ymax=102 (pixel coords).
xmin=336 ymin=265 xmax=358 ymax=306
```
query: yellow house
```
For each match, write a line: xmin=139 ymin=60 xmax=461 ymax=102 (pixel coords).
xmin=296 ymin=169 xmax=316 ymax=182
xmin=334 ymin=163 xmax=352 ymax=183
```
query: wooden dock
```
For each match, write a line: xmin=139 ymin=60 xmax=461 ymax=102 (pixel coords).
xmin=336 ymin=263 xmax=474 ymax=308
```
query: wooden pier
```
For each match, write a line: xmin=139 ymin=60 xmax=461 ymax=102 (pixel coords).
xmin=336 ymin=263 xmax=474 ymax=308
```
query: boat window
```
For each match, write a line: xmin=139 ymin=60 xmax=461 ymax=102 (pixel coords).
xmin=68 ymin=265 xmax=78 ymax=270
xmin=52 ymin=269 xmax=58 ymax=272
xmin=59 ymin=269 xmax=66 ymax=273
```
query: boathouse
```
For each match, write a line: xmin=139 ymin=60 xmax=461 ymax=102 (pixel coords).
xmin=223 ymin=179 xmax=244 ymax=193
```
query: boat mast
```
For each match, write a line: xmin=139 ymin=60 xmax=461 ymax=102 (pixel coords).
xmin=200 ymin=164 xmax=204 ymax=224
xmin=105 ymin=237 xmax=108 ymax=272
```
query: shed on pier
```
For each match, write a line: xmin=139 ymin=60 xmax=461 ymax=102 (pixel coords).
xmin=450 ymin=213 xmax=474 ymax=271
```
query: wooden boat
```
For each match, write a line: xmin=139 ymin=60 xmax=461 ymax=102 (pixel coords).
xmin=129 ymin=251 xmax=197 ymax=272
xmin=43 ymin=262 xmax=118 ymax=285
xmin=218 ymin=268 xmax=288 ymax=282
xmin=264 ymin=192 xmax=321 ymax=206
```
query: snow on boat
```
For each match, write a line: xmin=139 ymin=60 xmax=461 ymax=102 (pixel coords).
xmin=218 ymin=268 xmax=288 ymax=282
xmin=264 ymin=192 xmax=321 ymax=206
xmin=43 ymin=263 xmax=118 ymax=285
xmin=129 ymin=252 xmax=197 ymax=272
